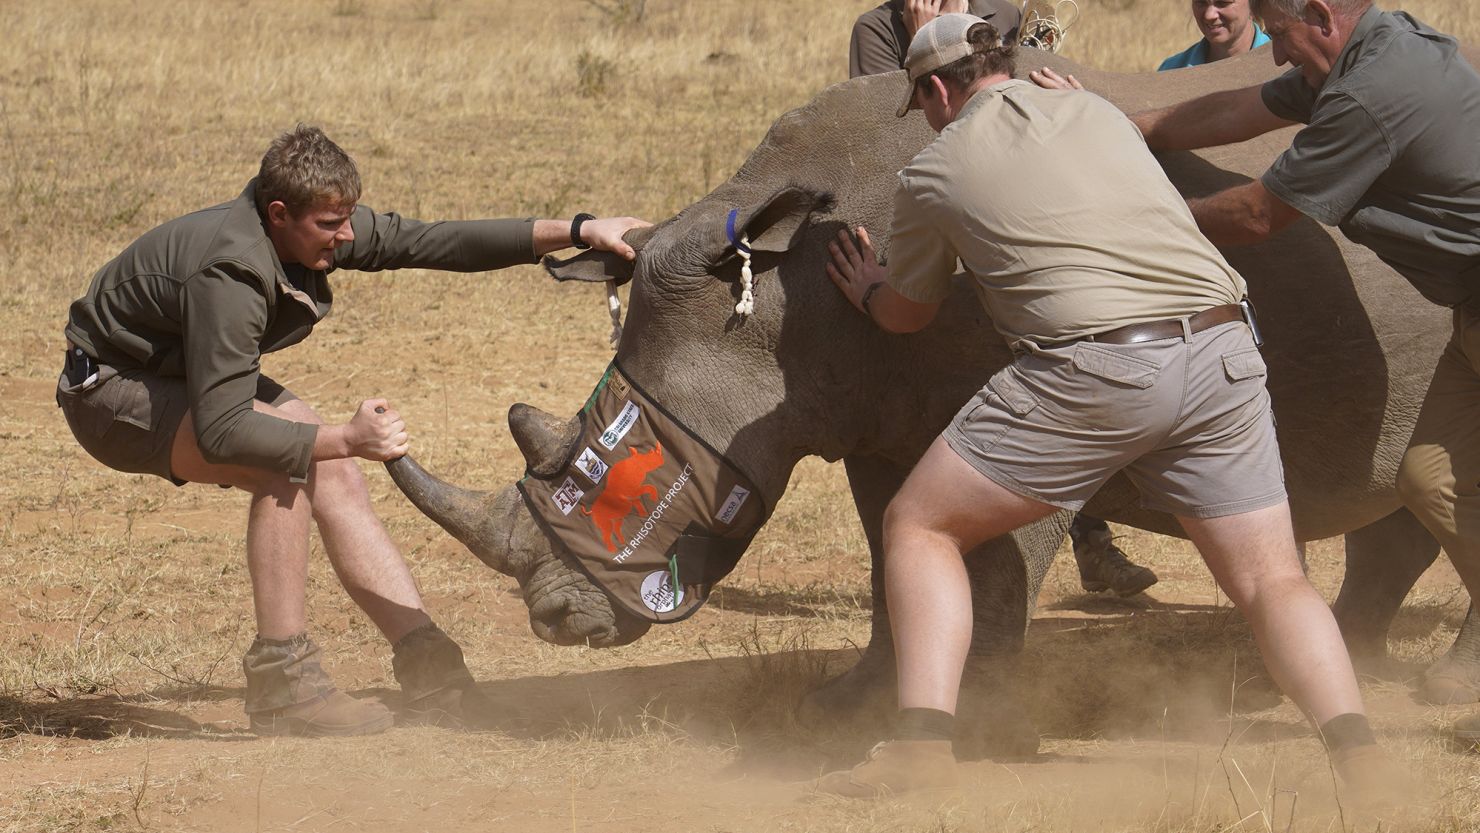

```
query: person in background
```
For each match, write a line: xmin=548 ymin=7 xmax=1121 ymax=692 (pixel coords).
xmin=1159 ymin=0 xmax=1271 ymax=70
xmin=851 ymin=0 xmax=1023 ymax=79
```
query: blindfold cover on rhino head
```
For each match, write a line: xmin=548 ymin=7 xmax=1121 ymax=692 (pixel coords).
xmin=517 ymin=363 xmax=770 ymax=623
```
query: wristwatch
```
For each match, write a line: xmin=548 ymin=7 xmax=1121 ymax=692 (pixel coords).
xmin=571 ymin=213 xmax=596 ymax=250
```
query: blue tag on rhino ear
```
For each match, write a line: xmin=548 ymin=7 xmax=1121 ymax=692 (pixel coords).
xmin=726 ymin=208 xmax=752 ymax=255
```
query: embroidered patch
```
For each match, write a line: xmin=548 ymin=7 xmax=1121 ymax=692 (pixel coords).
xmin=641 ymin=569 xmax=684 ymax=614
xmin=599 ymin=400 xmax=641 ymax=449
xmin=574 ymin=447 xmax=609 ymax=484
xmin=551 ymin=477 xmax=585 ymax=516
xmin=716 ymin=485 xmax=751 ymax=525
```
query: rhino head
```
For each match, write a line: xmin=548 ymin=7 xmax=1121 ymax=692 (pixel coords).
xmin=386 ymin=166 xmax=897 ymax=646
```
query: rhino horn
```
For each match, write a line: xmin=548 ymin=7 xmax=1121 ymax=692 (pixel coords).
xmin=509 ymin=403 xmax=582 ymax=477
xmin=384 ymin=456 xmax=508 ymax=570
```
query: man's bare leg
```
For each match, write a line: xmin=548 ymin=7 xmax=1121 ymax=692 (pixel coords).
xmin=271 ymin=399 xmax=431 ymax=644
xmin=171 ymin=399 xmax=431 ymax=641
xmin=886 ymin=438 xmax=1059 ymax=713
xmin=1178 ymin=502 xmax=1365 ymax=725
xmin=169 ymin=400 xmax=398 ymax=735
xmin=814 ymin=438 xmax=1056 ymax=797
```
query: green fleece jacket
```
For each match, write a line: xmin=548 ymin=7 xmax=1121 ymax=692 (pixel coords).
xmin=65 ymin=179 xmax=535 ymax=481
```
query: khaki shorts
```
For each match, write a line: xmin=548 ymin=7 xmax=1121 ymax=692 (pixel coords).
xmin=943 ymin=321 xmax=1286 ymax=518
xmin=57 ymin=361 xmax=295 ymax=486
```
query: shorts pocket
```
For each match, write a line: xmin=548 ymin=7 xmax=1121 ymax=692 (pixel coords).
xmin=92 ymin=371 xmax=171 ymax=432
xmin=986 ymin=370 xmax=1040 ymax=416
xmin=1072 ymin=343 xmax=1161 ymax=389
xmin=1222 ymin=347 xmax=1267 ymax=382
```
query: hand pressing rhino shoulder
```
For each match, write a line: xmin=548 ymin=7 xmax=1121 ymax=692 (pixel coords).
xmin=388 ymin=47 xmax=1480 ymax=753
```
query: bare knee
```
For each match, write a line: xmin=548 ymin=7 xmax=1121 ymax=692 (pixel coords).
xmin=1220 ymin=567 xmax=1312 ymax=613
xmin=307 ymin=457 xmax=370 ymax=504
xmin=882 ymin=495 xmax=964 ymax=556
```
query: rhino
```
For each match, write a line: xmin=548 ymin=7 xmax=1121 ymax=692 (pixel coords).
xmin=386 ymin=47 xmax=1480 ymax=755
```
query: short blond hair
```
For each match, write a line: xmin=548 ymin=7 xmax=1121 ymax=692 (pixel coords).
xmin=255 ymin=124 xmax=361 ymax=216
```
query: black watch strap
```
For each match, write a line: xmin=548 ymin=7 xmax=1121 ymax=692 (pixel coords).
xmin=571 ymin=213 xmax=596 ymax=250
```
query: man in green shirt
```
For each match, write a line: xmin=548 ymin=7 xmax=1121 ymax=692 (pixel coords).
xmin=58 ymin=124 xmax=648 ymax=737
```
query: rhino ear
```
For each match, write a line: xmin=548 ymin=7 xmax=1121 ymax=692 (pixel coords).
xmin=727 ymin=185 xmax=836 ymax=255
xmin=543 ymin=224 xmax=658 ymax=287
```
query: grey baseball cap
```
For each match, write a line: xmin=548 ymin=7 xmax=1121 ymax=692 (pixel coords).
xmin=897 ymin=13 xmax=990 ymax=117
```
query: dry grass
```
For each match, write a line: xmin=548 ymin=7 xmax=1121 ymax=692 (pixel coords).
xmin=3 ymin=0 xmax=1480 ymax=830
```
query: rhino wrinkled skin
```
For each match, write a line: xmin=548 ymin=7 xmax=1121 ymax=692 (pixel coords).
xmin=388 ymin=47 xmax=1480 ymax=755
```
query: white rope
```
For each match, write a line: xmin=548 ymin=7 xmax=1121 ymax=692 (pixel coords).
xmin=605 ymin=280 xmax=623 ymax=348
xmin=1019 ymin=0 xmax=1079 ymax=53
xmin=733 ymin=232 xmax=756 ymax=317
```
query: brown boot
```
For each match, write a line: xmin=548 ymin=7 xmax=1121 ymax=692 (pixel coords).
xmin=812 ymin=740 xmax=960 ymax=799
xmin=1072 ymin=518 xmax=1158 ymax=597
xmin=242 ymin=634 xmax=393 ymax=738
xmin=392 ymin=623 xmax=499 ymax=730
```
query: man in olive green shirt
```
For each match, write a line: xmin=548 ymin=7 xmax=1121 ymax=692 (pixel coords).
xmin=58 ymin=124 xmax=648 ymax=737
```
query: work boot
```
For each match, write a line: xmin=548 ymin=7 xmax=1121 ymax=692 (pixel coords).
xmin=392 ymin=623 xmax=500 ymax=730
xmin=812 ymin=740 xmax=960 ymax=799
xmin=242 ymin=634 xmax=394 ymax=738
xmin=1071 ymin=515 xmax=1158 ymax=597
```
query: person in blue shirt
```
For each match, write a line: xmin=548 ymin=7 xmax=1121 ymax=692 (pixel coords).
xmin=1159 ymin=0 xmax=1271 ymax=70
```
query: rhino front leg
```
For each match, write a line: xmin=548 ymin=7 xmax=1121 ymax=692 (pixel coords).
xmin=1332 ymin=507 xmax=1439 ymax=665
xmin=954 ymin=510 xmax=1073 ymax=761
xmin=797 ymin=454 xmax=908 ymax=733
xmin=1422 ymin=603 xmax=1480 ymax=704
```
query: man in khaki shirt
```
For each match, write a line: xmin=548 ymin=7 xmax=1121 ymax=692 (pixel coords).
xmin=853 ymin=0 xmax=1160 ymax=599
xmin=815 ymin=13 xmax=1391 ymax=799
xmin=58 ymin=125 xmax=648 ymax=737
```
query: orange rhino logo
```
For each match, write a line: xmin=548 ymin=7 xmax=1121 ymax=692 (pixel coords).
xmin=582 ymin=442 xmax=665 ymax=553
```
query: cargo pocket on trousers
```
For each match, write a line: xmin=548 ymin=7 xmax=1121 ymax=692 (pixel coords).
xmin=1222 ymin=347 xmax=1267 ymax=382
xmin=1071 ymin=343 xmax=1161 ymax=388
xmin=986 ymin=370 xmax=1040 ymax=417
xmin=94 ymin=372 xmax=169 ymax=433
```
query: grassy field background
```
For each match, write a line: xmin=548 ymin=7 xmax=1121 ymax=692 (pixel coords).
xmin=3 ymin=1 xmax=1480 ymax=831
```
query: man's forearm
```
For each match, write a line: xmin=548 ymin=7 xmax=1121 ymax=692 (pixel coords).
xmin=532 ymin=219 xmax=580 ymax=257
xmin=868 ymin=282 xmax=940 ymax=334
xmin=1187 ymin=180 xmax=1295 ymax=246
xmin=1134 ymin=86 xmax=1289 ymax=152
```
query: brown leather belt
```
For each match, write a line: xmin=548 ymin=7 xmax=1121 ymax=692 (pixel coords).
xmin=1086 ymin=304 xmax=1245 ymax=345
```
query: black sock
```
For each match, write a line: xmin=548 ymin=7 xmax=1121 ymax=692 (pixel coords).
xmin=1320 ymin=712 xmax=1376 ymax=753
xmin=895 ymin=707 xmax=955 ymax=742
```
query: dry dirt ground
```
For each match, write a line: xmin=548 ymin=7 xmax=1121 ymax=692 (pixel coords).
xmin=6 ymin=1 xmax=1480 ymax=831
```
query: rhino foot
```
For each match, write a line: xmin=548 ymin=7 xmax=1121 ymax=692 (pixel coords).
xmin=1419 ymin=654 xmax=1480 ymax=705
xmin=953 ymin=679 xmax=1040 ymax=761
xmin=796 ymin=652 xmax=896 ymax=733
